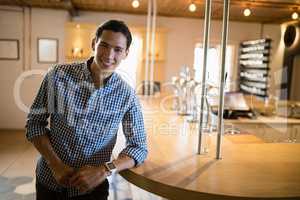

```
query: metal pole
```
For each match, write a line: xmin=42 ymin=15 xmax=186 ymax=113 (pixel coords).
xmin=216 ymin=0 xmax=230 ymax=159
xmin=197 ymin=0 xmax=212 ymax=154
xmin=144 ymin=0 xmax=152 ymax=95
xmin=149 ymin=0 xmax=156 ymax=95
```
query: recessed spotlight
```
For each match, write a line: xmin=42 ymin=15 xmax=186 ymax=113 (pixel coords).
xmin=189 ymin=3 xmax=197 ymax=12
xmin=243 ymin=8 xmax=251 ymax=17
xmin=292 ymin=12 xmax=299 ymax=20
xmin=76 ymin=24 xmax=80 ymax=29
xmin=132 ymin=0 xmax=140 ymax=8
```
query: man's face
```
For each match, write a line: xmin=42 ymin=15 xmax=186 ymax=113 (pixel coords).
xmin=92 ymin=30 xmax=128 ymax=72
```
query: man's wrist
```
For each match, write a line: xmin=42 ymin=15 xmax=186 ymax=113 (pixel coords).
xmin=104 ymin=161 xmax=117 ymax=176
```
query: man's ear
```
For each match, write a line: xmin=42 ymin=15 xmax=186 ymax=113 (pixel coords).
xmin=125 ymin=49 xmax=129 ymax=58
xmin=91 ymin=38 xmax=96 ymax=51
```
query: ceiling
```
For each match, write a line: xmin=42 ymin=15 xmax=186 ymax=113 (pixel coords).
xmin=0 ymin=0 xmax=300 ymax=23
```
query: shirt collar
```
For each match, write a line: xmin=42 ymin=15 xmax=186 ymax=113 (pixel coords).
xmin=83 ymin=56 xmax=116 ymax=87
xmin=82 ymin=57 xmax=94 ymax=81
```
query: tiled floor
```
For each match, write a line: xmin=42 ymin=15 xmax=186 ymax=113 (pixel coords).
xmin=0 ymin=130 xmax=163 ymax=200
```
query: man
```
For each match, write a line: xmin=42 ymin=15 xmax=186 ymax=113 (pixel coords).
xmin=26 ymin=20 xmax=147 ymax=200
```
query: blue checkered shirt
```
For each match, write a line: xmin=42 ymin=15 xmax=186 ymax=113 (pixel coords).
xmin=25 ymin=58 xmax=148 ymax=197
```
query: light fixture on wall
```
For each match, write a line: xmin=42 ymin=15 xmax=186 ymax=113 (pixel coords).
xmin=71 ymin=47 xmax=83 ymax=58
xmin=132 ymin=0 xmax=140 ymax=8
xmin=291 ymin=11 xmax=299 ymax=20
xmin=243 ymin=8 xmax=251 ymax=17
xmin=189 ymin=2 xmax=197 ymax=12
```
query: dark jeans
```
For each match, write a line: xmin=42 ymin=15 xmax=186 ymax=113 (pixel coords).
xmin=36 ymin=179 xmax=109 ymax=200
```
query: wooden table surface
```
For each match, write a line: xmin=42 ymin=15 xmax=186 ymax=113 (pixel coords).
xmin=119 ymin=96 xmax=300 ymax=200
xmin=226 ymin=115 xmax=300 ymax=124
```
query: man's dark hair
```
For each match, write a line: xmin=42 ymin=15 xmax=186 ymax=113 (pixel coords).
xmin=95 ymin=20 xmax=132 ymax=50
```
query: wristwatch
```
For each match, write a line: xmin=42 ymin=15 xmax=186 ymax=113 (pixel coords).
xmin=104 ymin=161 xmax=117 ymax=176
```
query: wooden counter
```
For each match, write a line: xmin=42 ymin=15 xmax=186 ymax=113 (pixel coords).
xmin=119 ymin=96 xmax=300 ymax=200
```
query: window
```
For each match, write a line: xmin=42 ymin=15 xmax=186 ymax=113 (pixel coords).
xmin=193 ymin=43 xmax=234 ymax=91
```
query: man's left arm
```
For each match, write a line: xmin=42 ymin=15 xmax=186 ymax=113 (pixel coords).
xmin=69 ymin=95 xmax=147 ymax=192
xmin=117 ymin=94 xmax=148 ymax=167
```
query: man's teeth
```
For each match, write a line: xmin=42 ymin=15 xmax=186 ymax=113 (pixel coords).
xmin=103 ymin=61 xmax=112 ymax=65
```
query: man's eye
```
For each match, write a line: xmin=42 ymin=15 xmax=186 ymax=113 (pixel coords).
xmin=115 ymin=48 xmax=123 ymax=53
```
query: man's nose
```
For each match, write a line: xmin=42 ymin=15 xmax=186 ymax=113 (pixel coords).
xmin=104 ymin=47 xmax=114 ymax=59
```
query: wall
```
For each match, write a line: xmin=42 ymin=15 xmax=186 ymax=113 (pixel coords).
xmin=64 ymin=22 xmax=97 ymax=62
xmin=0 ymin=6 xmax=283 ymax=129
xmin=0 ymin=6 xmax=68 ymax=129
xmin=0 ymin=6 xmax=24 ymax=129
xmin=262 ymin=24 xmax=285 ymax=99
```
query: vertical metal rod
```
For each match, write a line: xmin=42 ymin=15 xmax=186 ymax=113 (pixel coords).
xmin=22 ymin=7 xmax=26 ymax=71
xmin=149 ymin=0 xmax=156 ymax=95
xmin=144 ymin=0 xmax=152 ymax=95
xmin=216 ymin=0 xmax=230 ymax=159
xmin=25 ymin=7 xmax=32 ymax=70
xmin=197 ymin=0 xmax=212 ymax=154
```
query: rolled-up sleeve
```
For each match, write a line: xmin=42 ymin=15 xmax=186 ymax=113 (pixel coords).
xmin=120 ymin=95 xmax=148 ymax=166
xmin=25 ymin=69 xmax=55 ymax=141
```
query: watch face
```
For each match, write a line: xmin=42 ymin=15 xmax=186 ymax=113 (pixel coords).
xmin=107 ymin=162 xmax=116 ymax=170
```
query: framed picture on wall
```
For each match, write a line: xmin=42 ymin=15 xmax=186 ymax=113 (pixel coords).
xmin=37 ymin=38 xmax=58 ymax=63
xmin=0 ymin=39 xmax=19 ymax=60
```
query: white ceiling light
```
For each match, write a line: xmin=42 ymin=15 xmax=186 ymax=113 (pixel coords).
xmin=189 ymin=3 xmax=197 ymax=12
xmin=292 ymin=11 xmax=299 ymax=20
xmin=243 ymin=8 xmax=251 ymax=17
xmin=132 ymin=0 xmax=140 ymax=8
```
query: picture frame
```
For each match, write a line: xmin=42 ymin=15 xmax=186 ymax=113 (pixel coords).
xmin=37 ymin=38 xmax=58 ymax=63
xmin=0 ymin=39 xmax=19 ymax=60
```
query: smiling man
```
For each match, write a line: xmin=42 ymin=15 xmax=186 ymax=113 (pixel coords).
xmin=25 ymin=20 xmax=148 ymax=200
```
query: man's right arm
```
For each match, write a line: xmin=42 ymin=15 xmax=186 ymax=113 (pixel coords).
xmin=25 ymin=68 xmax=74 ymax=186
xmin=31 ymin=135 xmax=74 ymax=186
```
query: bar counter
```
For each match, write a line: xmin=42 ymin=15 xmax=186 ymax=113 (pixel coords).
xmin=119 ymin=96 xmax=300 ymax=200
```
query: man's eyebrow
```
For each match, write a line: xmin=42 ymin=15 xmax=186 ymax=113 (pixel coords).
xmin=115 ymin=46 xmax=125 ymax=50
xmin=100 ymin=41 xmax=109 ymax=45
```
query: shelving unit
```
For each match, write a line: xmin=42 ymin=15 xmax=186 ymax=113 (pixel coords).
xmin=239 ymin=38 xmax=271 ymax=98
